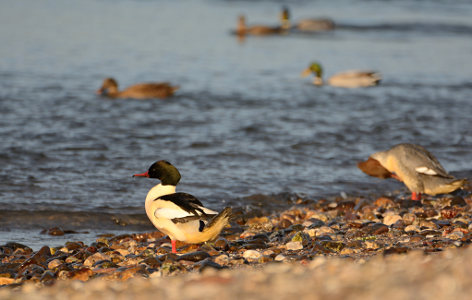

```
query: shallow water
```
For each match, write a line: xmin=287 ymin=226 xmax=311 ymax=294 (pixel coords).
xmin=1 ymin=0 xmax=472 ymax=248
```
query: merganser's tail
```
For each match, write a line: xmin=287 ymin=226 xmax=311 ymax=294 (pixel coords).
xmin=423 ymin=177 xmax=468 ymax=196
xmin=184 ymin=207 xmax=232 ymax=244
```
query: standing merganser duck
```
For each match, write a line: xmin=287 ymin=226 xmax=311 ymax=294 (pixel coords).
xmin=358 ymin=143 xmax=467 ymax=201
xmin=133 ymin=160 xmax=231 ymax=253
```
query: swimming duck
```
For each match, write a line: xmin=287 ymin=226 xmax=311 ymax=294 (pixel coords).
xmin=280 ymin=7 xmax=335 ymax=32
xmin=358 ymin=143 xmax=467 ymax=201
xmin=235 ymin=15 xmax=284 ymax=36
xmin=133 ymin=160 xmax=232 ymax=253
xmin=97 ymin=77 xmax=179 ymax=99
xmin=301 ymin=62 xmax=381 ymax=88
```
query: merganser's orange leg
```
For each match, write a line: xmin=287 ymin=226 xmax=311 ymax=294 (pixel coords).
xmin=411 ymin=192 xmax=421 ymax=201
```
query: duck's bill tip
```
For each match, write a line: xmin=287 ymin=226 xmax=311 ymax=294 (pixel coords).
xmin=133 ymin=171 xmax=149 ymax=177
xmin=300 ymin=68 xmax=311 ymax=78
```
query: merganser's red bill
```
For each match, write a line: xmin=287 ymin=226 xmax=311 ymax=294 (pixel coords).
xmin=133 ymin=171 xmax=149 ymax=177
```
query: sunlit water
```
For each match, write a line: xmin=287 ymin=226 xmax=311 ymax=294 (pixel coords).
xmin=1 ymin=0 xmax=472 ymax=249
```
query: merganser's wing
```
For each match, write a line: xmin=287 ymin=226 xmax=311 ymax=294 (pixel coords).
xmin=157 ymin=192 xmax=216 ymax=216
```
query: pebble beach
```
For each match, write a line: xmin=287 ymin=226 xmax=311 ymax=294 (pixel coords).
xmin=2 ymin=0 xmax=472 ymax=298
xmin=2 ymin=191 xmax=472 ymax=299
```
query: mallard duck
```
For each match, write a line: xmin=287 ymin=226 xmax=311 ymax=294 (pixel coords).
xmin=301 ymin=62 xmax=381 ymax=88
xmin=280 ymin=7 xmax=335 ymax=32
xmin=235 ymin=15 xmax=284 ymax=36
xmin=358 ymin=143 xmax=467 ymax=201
xmin=96 ymin=77 xmax=179 ymax=99
xmin=133 ymin=160 xmax=232 ymax=253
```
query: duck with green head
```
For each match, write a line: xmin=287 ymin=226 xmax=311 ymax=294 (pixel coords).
xmin=133 ymin=160 xmax=232 ymax=254
xmin=280 ymin=7 xmax=335 ymax=32
xmin=301 ymin=62 xmax=381 ymax=88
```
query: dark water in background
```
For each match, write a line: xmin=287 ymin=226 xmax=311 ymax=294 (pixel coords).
xmin=1 ymin=0 xmax=472 ymax=248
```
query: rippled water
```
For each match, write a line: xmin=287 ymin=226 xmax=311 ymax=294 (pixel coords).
xmin=1 ymin=0 xmax=472 ymax=248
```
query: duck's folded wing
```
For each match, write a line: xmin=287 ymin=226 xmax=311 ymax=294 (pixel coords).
xmin=171 ymin=214 xmax=215 ymax=224
xmin=158 ymin=193 xmax=215 ymax=217
xmin=404 ymin=144 xmax=452 ymax=178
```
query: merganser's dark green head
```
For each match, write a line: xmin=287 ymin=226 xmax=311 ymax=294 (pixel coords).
xmin=308 ymin=62 xmax=323 ymax=77
xmin=301 ymin=62 xmax=324 ymax=79
xmin=133 ymin=160 xmax=181 ymax=186
xmin=280 ymin=6 xmax=290 ymax=29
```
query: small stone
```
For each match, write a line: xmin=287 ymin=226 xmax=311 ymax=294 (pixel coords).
xmin=40 ymin=271 xmax=56 ymax=285
xmin=279 ymin=219 xmax=292 ymax=229
xmin=402 ymin=213 xmax=416 ymax=225
xmin=213 ymin=254 xmax=230 ymax=266
xmin=383 ymin=215 xmax=402 ymax=226
xmin=401 ymin=200 xmax=422 ymax=208
xmin=441 ymin=207 xmax=458 ymax=219
xmin=274 ymin=254 xmax=286 ymax=261
xmin=375 ymin=197 xmax=395 ymax=208
xmin=291 ymin=232 xmax=310 ymax=246
xmin=84 ymin=252 xmax=110 ymax=267
xmin=405 ymin=225 xmax=421 ymax=233
xmin=140 ymin=257 xmax=160 ymax=269
xmin=322 ymin=241 xmax=345 ymax=252
xmin=384 ymin=247 xmax=409 ymax=255
xmin=446 ymin=231 xmax=464 ymax=240
xmin=409 ymin=235 xmax=423 ymax=243
xmin=177 ymin=251 xmax=211 ymax=262
xmin=363 ymin=223 xmax=389 ymax=235
xmin=419 ymin=220 xmax=438 ymax=230
xmin=46 ymin=227 xmax=65 ymax=236
xmin=285 ymin=241 xmax=303 ymax=251
xmin=197 ymin=260 xmax=224 ymax=272
xmin=243 ymin=250 xmax=262 ymax=261
xmin=214 ymin=238 xmax=229 ymax=251
xmin=65 ymin=242 xmax=83 ymax=251
xmin=65 ymin=256 xmax=80 ymax=264
xmin=115 ymin=249 xmax=130 ymax=256
xmin=315 ymin=226 xmax=335 ymax=236
xmin=340 ymin=248 xmax=360 ymax=255
xmin=47 ymin=259 xmax=63 ymax=270
xmin=68 ymin=268 xmax=93 ymax=281
xmin=0 ymin=278 xmax=16 ymax=285
xmin=365 ymin=241 xmax=380 ymax=249
xmin=304 ymin=228 xmax=317 ymax=238
xmin=303 ymin=218 xmax=325 ymax=228
xmin=450 ymin=196 xmax=467 ymax=207
xmin=116 ymin=265 xmax=148 ymax=281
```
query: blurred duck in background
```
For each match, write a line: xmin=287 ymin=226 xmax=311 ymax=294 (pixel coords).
xmin=97 ymin=77 xmax=179 ymax=99
xmin=235 ymin=15 xmax=286 ymax=36
xmin=280 ymin=6 xmax=335 ymax=32
xmin=301 ymin=62 xmax=381 ymax=88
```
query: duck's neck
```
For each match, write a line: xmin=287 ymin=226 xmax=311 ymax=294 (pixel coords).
xmin=145 ymin=183 xmax=176 ymax=207
xmin=237 ymin=18 xmax=246 ymax=34
xmin=105 ymin=86 xmax=120 ymax=98
xmin=314 ymin=76 xmax=323 ymax=86
xmin=281 ymin=19 xmax=290 ymax=30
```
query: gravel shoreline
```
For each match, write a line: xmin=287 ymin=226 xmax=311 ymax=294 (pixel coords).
xmin=1 ymin=192 xmax=472 ymax=299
